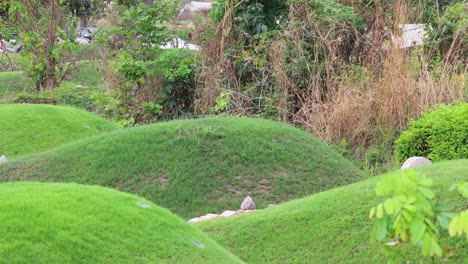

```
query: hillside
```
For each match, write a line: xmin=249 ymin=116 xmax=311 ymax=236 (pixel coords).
xmin=0 ymin=104 xmax=118 ymax=158
xmin=0 ymin=117 xmax=365 ymax=218
xmin=0 ymin=182 xmax=241 ymax=263
xmin=197 ymin=160 xmax=468 ymax=263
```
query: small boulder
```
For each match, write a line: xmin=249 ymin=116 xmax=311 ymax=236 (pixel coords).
xmin=0 ymin=155 xmax=7 ymax=163
xmin=240 ymin=196 xmax=256 ymax=210
xmin=401 ymin=157 xmax=432 ymax=169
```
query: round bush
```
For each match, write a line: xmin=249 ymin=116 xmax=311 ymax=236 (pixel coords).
xmin=395 ymin=103 xmax=468 ymax=162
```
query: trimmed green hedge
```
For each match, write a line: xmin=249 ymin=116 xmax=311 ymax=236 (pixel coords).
xmin=395 ymin=103 xmax=468 ymax=162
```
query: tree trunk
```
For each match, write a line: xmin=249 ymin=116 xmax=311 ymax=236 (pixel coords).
xmin=45 ymin=0 xmax=58 ymax=90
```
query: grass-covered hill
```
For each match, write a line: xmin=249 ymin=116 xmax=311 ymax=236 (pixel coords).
xmin=0 ymin=182 xmax=242 ymax=263
xmin=0 ymin=104 xmax=118 ymax=158
xmin=0 ymin=117 xmax=365 ymax=218
xmin=197 ymin=160 xmax=468 ymax=263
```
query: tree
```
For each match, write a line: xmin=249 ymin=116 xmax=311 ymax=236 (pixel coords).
xmin=66 ymin=0 xmax=104 ymax=27
xmin=95 ymin=1 xmax=196 ymax=125
xmin=7 ymin=0 xmax=77 ymax=90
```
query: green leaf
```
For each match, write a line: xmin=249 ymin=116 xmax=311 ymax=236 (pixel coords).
xmin=376 ymin=203 xmax=384 ymax=218
xmin=403 ymin=204 xmax=416 ymax=212
xmin=418 ymin=186 xmax=435 ymax=199
xmin=369 ymin=207 xmax=376 ymax=219
xmin=419 ymin=178 xmax=433 ymax=187
xmin=410 ymin=222 xmax=426 ymax=245
xmin=376 ymin=217 xmax=388 ymax=241
xmin=431 ymin=237 xmax=442 ymax=257
xmin=384 ymin=199 xmax=394 ymax=214
xmin=422 ymin=233 xmax=432 ymax=256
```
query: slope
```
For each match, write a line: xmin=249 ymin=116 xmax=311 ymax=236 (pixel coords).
xmin=197 ymin=160 xmax=468 ymax=263
xmin=0 ymin=104 xmax=118 ymax=158
xmin=0 ymin=117 xmax=365 ymax=218
xmin=0 ymin=182 xmax=242 ymax=263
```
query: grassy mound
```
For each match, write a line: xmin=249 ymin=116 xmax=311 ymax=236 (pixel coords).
xmin=0 ymin=117 xmax=365 ymax=218
xmin=0 ymin=104 xmax=118 ymax=158
xmin=197 ymin=160 xmax=468 ymax=263
xmin=0 ymin=182 xmax=241 ymax=263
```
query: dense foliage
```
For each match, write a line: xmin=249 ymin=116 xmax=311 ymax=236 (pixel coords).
xmin=395 ymin=103 xmax=468 ymax=162
xmin=96 ymin=1 xmax=196 ymax=125
xmin=369 ymin=170 xmax=462 ymax=262
xmin=4 ymin=0 xmax=79 ymax=90
xmin=194 ymin=0 xmax=466 ymax=173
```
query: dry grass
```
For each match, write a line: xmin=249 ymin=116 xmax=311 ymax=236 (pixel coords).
xmin=298 ymin=49 xmax=466 ymax=148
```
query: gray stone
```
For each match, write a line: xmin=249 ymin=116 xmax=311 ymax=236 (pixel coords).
xmin=0 ymin=155 xmax=8 ymax=163
xmin=240 ymin=196 xmax=256 ymax=210
xmin=401 ymin=157 xmax=432 ymax=169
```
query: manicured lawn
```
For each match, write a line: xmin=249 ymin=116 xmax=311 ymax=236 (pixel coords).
xmin=197 ymin=160 xmax=468 ymax=263
xmin=0 ymin=104 xmax=118 ymax=158
xmin=0 ymin=182 xmax=242 ymax=263
xmin=0 ymin=117 xmax=365 ymax=218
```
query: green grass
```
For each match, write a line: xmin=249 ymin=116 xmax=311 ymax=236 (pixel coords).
xmin=0 ymin=117 xmax=365 ymax=218
xmin=66 ymin=60 xmax=106 ymax=90
xmin=0 ymin=71 xmax=28 ymax=101
xmin=0 ymin=182 xmax=242 ymax=263
xmin=0 ymin=104 xmax=118 ymax=158
xmin=197 ymin=160 xmax=468 ymax=263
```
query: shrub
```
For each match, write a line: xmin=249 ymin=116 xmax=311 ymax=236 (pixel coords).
xmin=14 ymin=82 xmax=97 ymax=111
xmin=395 ymin=103 xmax=468 ymax=162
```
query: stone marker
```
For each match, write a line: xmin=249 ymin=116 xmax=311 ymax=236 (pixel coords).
xmin=240 ymin=196 xmax=256 ymax=210
xmin=401 ymin=156 xmax=432 ymax=169
xmin=0 ymin=155 xmax=7 ymax=163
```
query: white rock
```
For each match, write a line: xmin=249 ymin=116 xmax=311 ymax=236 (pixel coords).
xmin=240 ymin=196 xmax=256 ymax=210
xmin=237 ymin=210 xmax=254 ymax=214
xmin=188 ymin=217 xmax=202 ymax=223
xmin=401 ymin=157 xmax=432 ymax=169
xmin=200 ymin=213 xmax=219 ymax=221
xmin=0 ymin=155 xmax=8 ymax=163
xmin=220 ymin=210 xmax=237 ymax=217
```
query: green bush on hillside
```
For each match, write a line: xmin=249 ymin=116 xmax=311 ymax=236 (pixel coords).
xmin=395 ymin=103 xmax=468 ymax=162
xmin=14 ymin=82 xmax=97 ymax=111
